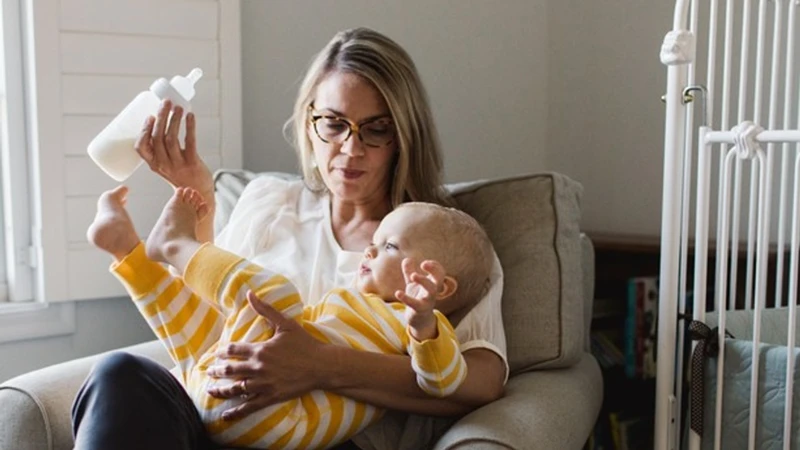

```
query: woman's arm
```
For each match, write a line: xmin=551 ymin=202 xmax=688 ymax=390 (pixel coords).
xmin=206 ymin=300 xmax=505 ymax=420
xmin=327 ymin=345 xmax=505 ymax=416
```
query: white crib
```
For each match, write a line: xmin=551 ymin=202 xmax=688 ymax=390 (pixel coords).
xmin=655 ymin=0 xmax=800 ymax=449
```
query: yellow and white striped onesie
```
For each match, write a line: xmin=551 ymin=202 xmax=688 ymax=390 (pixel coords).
xmin=112 ymin=242 xmax=467 ymax=450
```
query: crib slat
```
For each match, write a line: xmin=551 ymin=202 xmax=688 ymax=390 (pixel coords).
xmin=780 ymin=0 xmax=800 ymax=309
xmin=679 ymin=3 xmax=703 ymax=446
xmin=718 ymin=0 xmax=735 ymax=316
xmin=772 ymin=0 xmax=789 ymax=310
xmin=784 ymin=151 xmax=800 ymax=450
xmin=787 ymin=5 xmax=800 ymax=447
xmin=655 ymin=5 xmax=692 ymax=443
xmin=689 ymin=127 xmax=713 ymax=450
xmin=748 ymin=1 xmax=772 ymax=431
xmin=710 ymin=2 xmax=736 ymax=447
xmin=749 ymin=149 xmax=768 ymax=450
xmin=714 ymin=149 xmax=739 ymax=450
xmin=705 ymin=130 xmax=800 ymax=143
xmin=747 ymin=4 xmax=776 ymax=438
xmin=734 ymin=0 xmax=756 ymax=313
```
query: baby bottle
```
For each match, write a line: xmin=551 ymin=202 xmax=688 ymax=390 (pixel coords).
xmin=87 ymin=68 xmax=204 ymax=181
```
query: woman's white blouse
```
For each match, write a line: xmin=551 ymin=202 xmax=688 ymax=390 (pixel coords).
xmin=215 ymin=176 xmax=509 ymax=381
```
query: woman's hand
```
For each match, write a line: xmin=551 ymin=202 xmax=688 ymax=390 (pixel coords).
xmin=135 ymin=99 xmax=213 ymax=197
xmin=206 ymin=292 xmax=329 ymax=420
xmin=137 ymin=99 xmax=215 ymax=242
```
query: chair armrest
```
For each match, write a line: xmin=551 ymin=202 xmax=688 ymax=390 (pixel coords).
xmin=434 ymin=353 xmax=603 ymax=450
xmin=0 ymin=340 xmax=169 ymax=450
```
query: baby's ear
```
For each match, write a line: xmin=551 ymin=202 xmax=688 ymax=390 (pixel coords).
xmin=437 ymin=275 xmax=458 ymax=300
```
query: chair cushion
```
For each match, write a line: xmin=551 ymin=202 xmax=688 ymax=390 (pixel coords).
xmin=446 ymin=174 xmax=584 ymax=373
xmin=214 ymin=170 xmax=585 ymax=373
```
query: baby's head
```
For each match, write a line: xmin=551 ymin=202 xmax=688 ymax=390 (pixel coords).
xmin=357 ymin=202 xmax=494 ymax=315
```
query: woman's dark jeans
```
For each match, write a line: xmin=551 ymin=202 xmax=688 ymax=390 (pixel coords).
xmin=72 ymin=352 xmax=214 ymax=450
xmin=71 ymin=351 xmax=362 ymax=450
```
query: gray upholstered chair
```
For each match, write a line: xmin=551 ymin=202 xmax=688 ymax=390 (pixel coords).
xmin=0 ymin=170 xmax=603 ymax=450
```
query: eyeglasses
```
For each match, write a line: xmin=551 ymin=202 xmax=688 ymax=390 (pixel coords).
xmin=308 ymin=105 xmax=395 ymax=148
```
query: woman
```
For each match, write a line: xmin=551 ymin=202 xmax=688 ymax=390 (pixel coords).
xmin=72 ymin=28 xmax=507 ymax=450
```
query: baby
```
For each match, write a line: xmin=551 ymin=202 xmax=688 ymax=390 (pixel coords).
xmin=87 ymin=185 xmax=494 ymax=450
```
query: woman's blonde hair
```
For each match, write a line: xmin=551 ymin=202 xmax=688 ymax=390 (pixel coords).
xmin=286 ymin=27 xmax=453 ymax=207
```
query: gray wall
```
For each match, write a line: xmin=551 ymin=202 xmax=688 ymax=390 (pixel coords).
xmin=242 ymin=0 xmax=676 ymax=236
xmin=241 ymin=0 xmax=550 ymax=182
xmin=546 ymin=0 xmax=674 ymax=236
xmin=0 ymin=299 xmax=153 ymax=382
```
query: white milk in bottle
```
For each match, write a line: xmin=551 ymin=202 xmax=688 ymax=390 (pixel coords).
xmin=87 ymin=68 xmax=203 ymax=181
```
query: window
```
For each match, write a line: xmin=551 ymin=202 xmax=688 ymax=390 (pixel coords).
xmin=0 ymin=0 xmax=73 ymax=342
xmin=0 ymin=0 xmax=34 ymax=305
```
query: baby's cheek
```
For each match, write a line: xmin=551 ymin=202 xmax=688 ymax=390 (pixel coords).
xmin=389 ymin=269 xmax=407 ymax=291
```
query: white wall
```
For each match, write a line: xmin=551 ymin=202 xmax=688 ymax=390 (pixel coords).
xmin=546 ymin=0 xmax=675 ymax=236
xmin=0 ymin=299 xmax=152 ymax=382
xmin=240 ymin=0 xmax=549 ymax=183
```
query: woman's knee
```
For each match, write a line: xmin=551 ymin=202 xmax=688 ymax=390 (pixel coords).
xmin=86 ymin=352 xmax=156 ymax=387
xmin=73 ymin=352 xmax=206 ymax=450
xmin=73 ymin=352 xmax=155 ymax=426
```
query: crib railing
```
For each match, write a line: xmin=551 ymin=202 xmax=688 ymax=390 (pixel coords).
xmin=656 ymin=0 xmax=800 ymax=449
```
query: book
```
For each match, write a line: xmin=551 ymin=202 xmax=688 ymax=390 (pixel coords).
xmin=591 ymin=330 xmax=625 ymax=369
xmin=625 ymin=279 xmax=637 ymax=378
xmin=625 ymin=276 xmax=659 ymax=379
xmin=642 ymin=277 xmax=659 ymax=379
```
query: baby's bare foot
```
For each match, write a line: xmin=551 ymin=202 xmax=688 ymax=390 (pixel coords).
xmin=87 ymin=186 xmax=140 ymax=260
xmin=146 ymin=187 xmax=209 ymax=264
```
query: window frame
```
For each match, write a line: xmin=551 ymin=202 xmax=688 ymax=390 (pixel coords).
xmin=0 ymin=0 xmax=74 ymax=343
xmin=0 ymin=0 xmax=34 ymax=303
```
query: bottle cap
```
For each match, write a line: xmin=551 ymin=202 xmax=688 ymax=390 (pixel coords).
xmin=170 ymin=68 xmax=203 ymax=101
xmin=149 ymin=68 xmax=203 ymax=108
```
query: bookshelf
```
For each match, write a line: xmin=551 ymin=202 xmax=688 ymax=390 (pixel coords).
xmin=587 ymin=232 xmax=661 ymax=450
xmin=585 ymin=232 xmax=794 ymax=450
xmin=591 ymin=233 xmax=661 ymax=318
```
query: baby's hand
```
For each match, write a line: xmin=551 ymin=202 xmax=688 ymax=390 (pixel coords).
xmin=395 ymin=258 xmax=444 ymax=341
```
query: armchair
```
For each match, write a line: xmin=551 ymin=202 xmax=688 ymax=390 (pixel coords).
xmin=0 ymin=171 xmax=603 ymax=450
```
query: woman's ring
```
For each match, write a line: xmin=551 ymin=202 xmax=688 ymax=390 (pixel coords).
xmin=239 ymin=379 xmax=248 ymax=398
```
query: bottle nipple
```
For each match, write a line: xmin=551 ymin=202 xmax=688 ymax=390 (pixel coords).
xmin=170 ymin=68 xmax=204 ymax=102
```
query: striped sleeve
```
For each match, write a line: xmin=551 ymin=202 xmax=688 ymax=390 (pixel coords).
xmin=111 ymin=242 xmax=223 ymax=378
xmin=407 ymin=311 xmax=468 ymax=398
xmin=183 ymin=243 xmax=304 ymax=322
xmin=307 ymin=289 xmax=409 ymax=353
